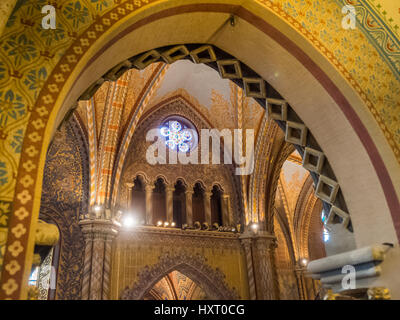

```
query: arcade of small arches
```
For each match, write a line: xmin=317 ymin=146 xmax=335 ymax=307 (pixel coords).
xmin=124 ymin=174 xmax=233 ymax=230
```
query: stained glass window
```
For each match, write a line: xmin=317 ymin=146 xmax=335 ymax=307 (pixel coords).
xmin=160 ymin=118 xmax=197 ymax=153
xmin=29 ymin=267 xmax=39 ymax=286
xmin=321 ymin=209 xmax=330 ymax=242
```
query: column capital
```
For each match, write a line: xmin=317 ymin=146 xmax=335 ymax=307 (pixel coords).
xmin=254 ymin=231 xmax=277 ymax=250
xmin=125 ymin=182 xmax=134 ymax=189
xmin=204 ymin=191 xmax=212 ymax=198
xmin=79 ymin=218 xmax=120 ymax=240
xmin=294 ymin=266 xmax=307 ymax=275
xmin=165 ymin=186 xmax=175 ymax=193
xmin=240 ymin=236 xmax=253 ymax=248
xmin=239 ymin=229 xmax=255 ymax=240
xmin=145 ymin=183 xmax=155 ymax=191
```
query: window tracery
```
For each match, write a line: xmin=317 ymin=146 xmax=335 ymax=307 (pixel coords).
xmin=160 ymin=117 xmax=198 ymax=153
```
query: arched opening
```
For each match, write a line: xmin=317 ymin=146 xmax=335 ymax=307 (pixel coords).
xmin=192 ymin=183 xmax=205 ymax=224
xmin=120 ymin=252 xmax=239 ymax=300
xmin=42 ymin=5 xmax=398 ymax=249
xmin=153 ymin=178 xmax=167 ymax=224
xmin=131 ymin=176 xmax=146 ymax=225
xmin=173 ymin=180 xmax=186 ymax=228
xmin=211 ymin=185 xmax=223 ymax=226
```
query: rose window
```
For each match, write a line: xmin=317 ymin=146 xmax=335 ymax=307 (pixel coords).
xmin=160 ymin=118 xmax=197 ymax=153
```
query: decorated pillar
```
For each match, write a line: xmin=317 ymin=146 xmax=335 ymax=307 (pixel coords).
xmin=294 ymin=265 xmax=307 ymax=300
xmin=252 ymin=231 xmax=279 ymax=300
xmin=165 ymin=186 xmax=175 ymax=223
xmin=240 ymin=229 xmax=278 ymax=300
xmin=221 ymin=194 xmax=230 ymax=226
xmin=125 ymin=182 xmax=134 ymax=209
xmin=79 ymin=211 xmax=119 ymax=300
xmin=185 ymin=190 xmax=194 ymax=227
xmin=203 ymin=191 xmax=212 ymax=225
xmin=145 ymin=183 xmax=154 ymax=225
xmin=239 ymin=233 xmax=256 ymax=300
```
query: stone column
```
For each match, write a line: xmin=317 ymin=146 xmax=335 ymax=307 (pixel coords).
xmin=125 ymin=182 xmax=134 ymax=209
xmin=252 ymin=231 xmax=279 ymax=300
xmin=185 ymin=190 xmax=194 ymax=227
xmin=145 ymin=183 xmax=154 ymax=225
xmin=165 ymin=186 xmax=175 ymax=223
xmin=79 ymin=217 xmax=119 ymax=300
xmin=239 ymin=233 xmax=257 ymax=300
xmin=221 ymin=194 xmax=230 ymax=226
xmin=203 ymin=191 xmax=212 ymax=225
xmin=294 ymin=266 xmax=307 ymax=300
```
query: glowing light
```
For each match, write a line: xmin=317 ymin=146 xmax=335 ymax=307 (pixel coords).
xmin=301 ymin=258 xmax=308 ymax=266
xmin=94 ymin=205 xmax=102 ymax=212
xmin=29 ymin=267 xmax=39 ymax=286
xmin=122 ymin=215 xmax=137 ymax=228
xmin=171 ymin=222 xmax=176 ymax=227
xmin=170 ymin=121 xmax=181 ymax=132
xmin=164 ymin=222 xmax=169 ymax=227
xmin=157 ymin=221 xmax=163 ymax=227
xmin=160 ymin=120 xmax=194 ymax=152
xmin=160 ymin=127 xmax=170 ymax=137
xmin=182 ymin=129 xmax=192 ymax=141
xmin=321 ymin=209 xmax=327 ymax=223
xmin=179 ymin=143 xmax=189 ymax=153
xmin=251 ymin=223 xmax=259 ymax=232
xmin=323 ymin=227 xmax=330 ymax=242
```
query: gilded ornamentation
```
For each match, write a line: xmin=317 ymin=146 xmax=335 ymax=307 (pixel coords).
xmin=34 ymin=220 xmax=59 ymax=246
xmin=368 ymin=287 xmax=391 ymax=300
xmin=120 ymin=251 xmax=239 ymax=300
xmin=38 ymin=116 xmax=89 ymax=300
xmin=27 ymin=285 xmax=38 ymax=300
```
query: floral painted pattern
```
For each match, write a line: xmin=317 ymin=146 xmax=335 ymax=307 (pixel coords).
xmin=63 ymin=1 xmax=90 ymax=29
xmin=0 ymin=90 xmax=25 ymax=127
xmin=2 ymin=34 xmax=37 ymax=67
xmin=23 ymin=67 xmax=48 ymax=98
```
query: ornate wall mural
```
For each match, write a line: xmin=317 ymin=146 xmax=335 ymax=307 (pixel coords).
xmin=38 ymin=115 xmax=89 ymax=299
xmin=259 ymin=0 xmax=400 ymax=154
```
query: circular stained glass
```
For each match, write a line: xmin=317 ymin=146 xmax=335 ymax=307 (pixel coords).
xmin=160 ymin=117 xmax=198 ymax=153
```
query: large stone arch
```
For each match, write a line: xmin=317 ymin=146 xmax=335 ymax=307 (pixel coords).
xmin=119 ymin=251 xmax=239 ymax=300
xmin=1 ymin=0 xmax=399 ymax=299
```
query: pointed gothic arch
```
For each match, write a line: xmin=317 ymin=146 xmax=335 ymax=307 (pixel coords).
xmin=120 ymin=251 xmax=239 ymax=300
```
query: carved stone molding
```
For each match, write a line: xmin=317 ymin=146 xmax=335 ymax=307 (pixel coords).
xmin=118 ymin=226 xmax=241 ymax=250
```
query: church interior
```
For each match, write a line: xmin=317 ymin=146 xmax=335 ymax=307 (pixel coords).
xmin=0 ymin=0 xmax=399 ymax=301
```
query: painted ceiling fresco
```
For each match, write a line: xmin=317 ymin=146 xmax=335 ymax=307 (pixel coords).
xmin=145 ymin=60 xmax=264 ymax=132
xmin=279 ymin=151 xmax=310 ymax=214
